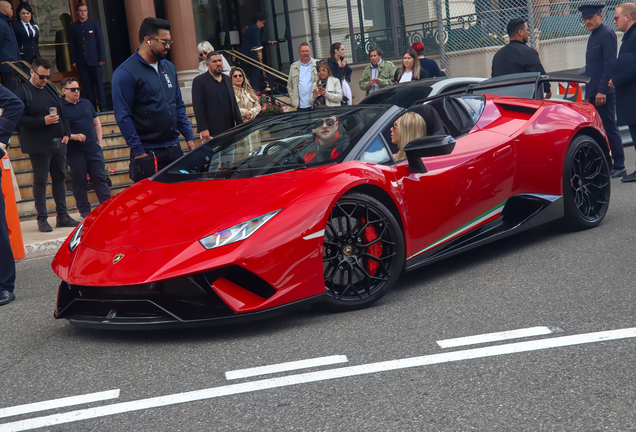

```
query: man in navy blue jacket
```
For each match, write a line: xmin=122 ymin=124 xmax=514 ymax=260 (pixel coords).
xmin=0 ymin=85 xmax=24 ymax=306
xmin=580 ymin=3 xmax=625 ymax=178
xmin=239 ymin=13 xmax=277 ymax=91
xmin=69 ymin=3 xmax=107 ymax=111
xmin=0 ymin=1 xmax=21 ymax=91
xmin=610 ymin=2 xmax=636 ymax=182
xmin=112 ymin=17 xmax=195 ymax=183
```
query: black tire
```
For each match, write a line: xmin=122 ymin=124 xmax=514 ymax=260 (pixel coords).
xmin=322 ymin=192 xmax=405 ymax=311
xmin=562 ymin=134 xmax=611 ymax=230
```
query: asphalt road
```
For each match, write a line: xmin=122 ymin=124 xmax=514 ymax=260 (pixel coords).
xmin=1 ymin=156 xmax=635 ymax=431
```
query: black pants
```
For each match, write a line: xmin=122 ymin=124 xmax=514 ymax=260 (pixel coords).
xmin=0 ymin=169 xmax=15 ymax=293
xmin=67 ymin=150 xmax=111 ymax=217
xmin=129 ymin=145 xmax=183 ymax=183
xmin=0 ymin=72 xmax=17 ymax=92
xmin=29 ymin=144 xmax=69 ymax=222
xmin=590 ymin=94 xmax=624 ymax=170
xmin=78 ymin=64 xmax=107 ymax=110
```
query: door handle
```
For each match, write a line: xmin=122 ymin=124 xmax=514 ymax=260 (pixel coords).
xmin=494 ymin=145 xmax=511 ymax=160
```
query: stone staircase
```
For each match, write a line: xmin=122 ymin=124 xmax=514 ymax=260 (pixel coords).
xmin=8 ymin=106 xmax=201 ymax=221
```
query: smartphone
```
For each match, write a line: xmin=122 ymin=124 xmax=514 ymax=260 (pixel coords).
xmin=49 ymin=107 xmax=57 ymax=116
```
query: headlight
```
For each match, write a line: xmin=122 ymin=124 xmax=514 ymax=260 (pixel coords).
xmin=199 ymin=209 xmax=281 ymax=250
xmin=68 ymin=221 xmax=85 ymax=251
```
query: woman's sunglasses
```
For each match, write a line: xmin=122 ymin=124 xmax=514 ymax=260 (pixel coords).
xmin=232 ymin=74 xmax=243 ymax=78
xmin=199 ymin=52 xmax=208 ymax=58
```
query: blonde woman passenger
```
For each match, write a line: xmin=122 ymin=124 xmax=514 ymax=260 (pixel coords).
xmin=309 ymin=62 xmax=343 ymax=107
xmin=391 ymin=112 xmax=426 ymax=161
xmin=197 ymin=41 xmax=230 ymax=76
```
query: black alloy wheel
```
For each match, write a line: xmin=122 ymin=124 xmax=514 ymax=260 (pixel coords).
xmin=562 ymin=135 xmax=611 ymax=230
xmin=322 ymin=193 xmax=405 ymax=310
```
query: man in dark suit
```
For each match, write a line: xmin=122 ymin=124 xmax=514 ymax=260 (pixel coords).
xmin=0 ymin=85 xmax=23 ymax=306
xmin=610 ymin=2 xmax=636 ymax=182
xmin=0 ymin=1 xmax=21 ymax=91
xmin=239 ymin=13 xmax=276 ymax=91
xmin=12 ymin=3 xmax=40 ymax=66
xmin=580 ymin=3 xmax=625 ymax=178
xmin=14 ymin=58 xmax=79 ymax=232
xmin=192 ymin=52 xmax=243 ymax=142
xmin=69 ymin=3 xmax=107 ymax=111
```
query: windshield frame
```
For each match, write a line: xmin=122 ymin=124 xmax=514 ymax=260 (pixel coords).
xmin=152 ymin=106 xmax=389 ymax=183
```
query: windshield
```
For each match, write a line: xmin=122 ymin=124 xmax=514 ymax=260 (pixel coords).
xmin=154 ymin=107 xmax=386 ymax=183
xmin=359 ymin=82 xmax=434 ymax=107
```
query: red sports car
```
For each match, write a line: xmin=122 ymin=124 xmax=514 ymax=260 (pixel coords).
xmin=52 ymin=74 xmax=611 ymax=329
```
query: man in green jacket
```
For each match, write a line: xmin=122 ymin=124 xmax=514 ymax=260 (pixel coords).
xmin=359 ymin=46 xmax=396 ymax=96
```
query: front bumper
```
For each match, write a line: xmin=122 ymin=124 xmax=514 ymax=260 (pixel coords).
xmin=55 ymin=265 xmax=325 ymax=330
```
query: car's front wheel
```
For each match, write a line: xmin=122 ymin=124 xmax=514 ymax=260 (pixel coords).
xmin=322 ymin=193 xmax=405 ymax=310
xmin=562 ymin=134 xmax=611 ymax=230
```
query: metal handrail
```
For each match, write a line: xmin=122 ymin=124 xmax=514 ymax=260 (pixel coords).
xmin=2 ymin=61 xmax=64 ymax=96
xmin=218 ymin=49 xmax=289 ymax=82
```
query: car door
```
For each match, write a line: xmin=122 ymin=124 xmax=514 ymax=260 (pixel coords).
xmin=392 ymin=97 xmax=516 ymax=262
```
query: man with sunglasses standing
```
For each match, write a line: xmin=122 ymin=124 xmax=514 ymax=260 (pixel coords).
xmin=69 ymin=3 xmax=107 ymax=111
xmin=61 ymin=77 xmax=110 ymax=219
xmin=112 ymin=17 xmax=195 ymax=183
xmin=14 ymin=58 xmax=79 ymax=232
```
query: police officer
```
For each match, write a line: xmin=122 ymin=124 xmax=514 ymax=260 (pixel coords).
xmin=0 ymin=85 xmax=24 ymax=306
xmin=492 ymin=18 xmax=552 ymax=98
xmin=580 ymin=3 xmax=625 ymax=178
xmin=69 ymin=3 xmax=107 ymax=111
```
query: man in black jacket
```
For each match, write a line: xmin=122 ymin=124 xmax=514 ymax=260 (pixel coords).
xmin=192 ymin=52 xmax=242 ymax=142
xmin=0 ymin=85 xmax=23 ymax=306
xmin=0 ymin=1 xmax=20 ymax=91
xmin=610 ymin=2 xmax=636 ymax=182
xmin=492 ymin=18 xmax=551 ymax=98
xmin=14 ymin=58 xmax=79 ymax=232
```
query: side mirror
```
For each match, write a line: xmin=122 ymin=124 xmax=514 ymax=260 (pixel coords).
xmin=405 ymin=135 xmax=456 ymax=173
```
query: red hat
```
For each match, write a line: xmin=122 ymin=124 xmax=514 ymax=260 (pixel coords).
xmin=411 ymin=41 xmax=425 ymax=52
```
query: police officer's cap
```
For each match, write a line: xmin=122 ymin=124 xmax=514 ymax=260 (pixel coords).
xmin=578 ymin=4 xmax=604 ymax=17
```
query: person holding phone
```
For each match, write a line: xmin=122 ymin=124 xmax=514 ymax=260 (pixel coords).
xmin=309 ymin=62 xmax=342 ymax=107
xmin=359 ymin=46 xmax=396 ymax=96
xmin=14 ymin=57 xmax=78 ymax=232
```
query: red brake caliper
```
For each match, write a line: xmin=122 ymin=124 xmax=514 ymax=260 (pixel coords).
xmin=361 ymin=218 xmax=382 ymax=276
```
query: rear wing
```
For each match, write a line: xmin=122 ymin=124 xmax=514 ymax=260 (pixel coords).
xmin=415 ymin=72 xmax=590 ymax=104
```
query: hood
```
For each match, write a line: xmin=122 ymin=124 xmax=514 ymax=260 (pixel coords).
xmin=82 ymin=170 xmax=317 ymax=251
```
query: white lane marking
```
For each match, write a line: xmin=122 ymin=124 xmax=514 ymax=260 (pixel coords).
xmin=437 ymin=326 xmax=553 ymax=348
xmin=303 ymin=229 xmax=325 ymax=240
xmin=225 ymin=355 xmax=348 ymax=380
xmin=0 ymin=390 xmax=120 ymax=420
xmin=2 ymin=327 xmax=636 ymax=432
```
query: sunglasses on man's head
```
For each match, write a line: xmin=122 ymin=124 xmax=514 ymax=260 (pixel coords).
xmin=313 ymin=118 xmax=336 ymax=128
xmin=63 ymin=87 xmax=81 ymax=92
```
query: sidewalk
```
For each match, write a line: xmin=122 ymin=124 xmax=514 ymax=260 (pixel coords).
xmin=19 ymin=213 xmax=80 ymax=260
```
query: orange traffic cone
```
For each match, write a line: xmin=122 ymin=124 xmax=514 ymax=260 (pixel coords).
xmin=1 ymin=154 xmax=25 ymax=259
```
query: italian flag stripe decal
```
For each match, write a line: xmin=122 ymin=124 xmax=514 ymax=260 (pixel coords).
xmin=407 ymin=200 xmax=507 ymax=260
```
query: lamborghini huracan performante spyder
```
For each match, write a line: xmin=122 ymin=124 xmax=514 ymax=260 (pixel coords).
xmin=52 ymin=74 xmax=612 ymax=329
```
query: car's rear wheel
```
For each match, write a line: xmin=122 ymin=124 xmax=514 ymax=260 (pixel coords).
xmin=322 ymin=193 xmax=405 ymax=310
xmin=562 ymin=134 xmax=611 ymax=230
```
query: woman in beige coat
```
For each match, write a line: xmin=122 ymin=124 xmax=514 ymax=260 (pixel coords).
xmin=231 ymin=67 xmax=262 ymax=159
xmin=231 ymin=67 xmax=261 ymax=122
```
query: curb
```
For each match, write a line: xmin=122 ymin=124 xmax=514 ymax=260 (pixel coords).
xmin=22 ymin=238 xmax=67 ymax=260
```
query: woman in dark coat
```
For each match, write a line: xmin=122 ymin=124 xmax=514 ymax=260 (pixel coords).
xmin=328 ymin=42 xmax=353 ymax=104
xmin=12 ymin=3 xmax=40 ymax=65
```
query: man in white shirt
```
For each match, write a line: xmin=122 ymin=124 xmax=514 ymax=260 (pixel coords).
xmin=287 ymin=42 xmax=317 ymax=111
